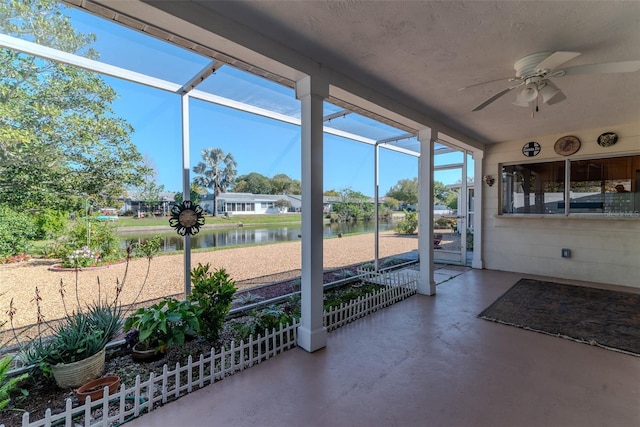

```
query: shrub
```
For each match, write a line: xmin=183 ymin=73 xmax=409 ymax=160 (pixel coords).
xmin=466 ymin=228 xmax=474 ymax=250
xmin=132 ymin=235 xmax=162 ymax=259
xmin=395 ymin=210 xmax=417 ymax=234
xmin=54 ymin=220 xmax=122 ymax=263
xmin=234 ymin=305 xmax=296 ymax=341
xmin=189 ymin=263 xmax=237 ymax=340
xmin=33 ymin=209 xmax=68 ymax=240
xmin=434 ymin=217 xmax=456 ymax=229
xmin=0 ymin=205 xmax=37 ymax=259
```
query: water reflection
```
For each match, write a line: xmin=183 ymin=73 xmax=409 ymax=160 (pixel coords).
xmin=121 ymin=221 xmax=395 ymax=252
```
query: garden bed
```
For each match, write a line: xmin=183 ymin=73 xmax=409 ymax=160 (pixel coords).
xmin=1 ymin=260 xmax=417 ymax=427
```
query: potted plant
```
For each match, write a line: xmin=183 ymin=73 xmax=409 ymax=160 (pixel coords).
xmin=36 ymin=301 xmax=122 ymax=388
xmin=124 ymin=298 xmax=200 ymax=362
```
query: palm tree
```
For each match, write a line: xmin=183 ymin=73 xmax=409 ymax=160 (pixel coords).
xmin=192 ymin=148 xmax=237 ymax=216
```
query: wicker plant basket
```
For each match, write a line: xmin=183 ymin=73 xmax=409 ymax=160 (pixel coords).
xmin=50 ymin=347 xmax=106 ymax=388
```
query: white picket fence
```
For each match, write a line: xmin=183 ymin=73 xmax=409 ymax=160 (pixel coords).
xmin=325 ymin=271 xmax=417 ymax=331
xmin=5 ymin=272 xmax=417 ymax=427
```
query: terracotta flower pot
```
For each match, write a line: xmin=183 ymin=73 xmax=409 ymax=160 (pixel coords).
xmin=76 ymin=375 xmax=120 ymax=402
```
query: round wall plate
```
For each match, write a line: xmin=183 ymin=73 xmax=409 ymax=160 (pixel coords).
xmin=554 ymin=135 xmax=581 ymax=156
xmin=597 ymin=132 xmax=618 ymax=147
xmin=522 ymin=141 xmax=541 ymax=157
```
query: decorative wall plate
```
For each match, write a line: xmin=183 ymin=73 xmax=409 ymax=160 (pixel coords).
xmin=522 ymin=141 xmax=541 ymax=157
xmin=597 ymin=132 xmax=618 ymax=147
xmin=554 ymin=135 xmax=581 ymax=156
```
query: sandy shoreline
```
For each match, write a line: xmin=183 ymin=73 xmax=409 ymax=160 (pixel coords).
xmin=0 ymin=231 xmax=418 ymax=332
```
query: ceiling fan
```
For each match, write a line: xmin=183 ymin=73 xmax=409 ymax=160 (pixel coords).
xmin=460 ymin=51 xmax=640 ymax=114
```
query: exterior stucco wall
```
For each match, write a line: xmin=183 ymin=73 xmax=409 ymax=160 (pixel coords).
xmin=483 ymin=122 xmax=640 ymax=288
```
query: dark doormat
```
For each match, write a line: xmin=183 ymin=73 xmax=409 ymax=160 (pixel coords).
xmin=478 ymin=278 xmax=640 ymax=356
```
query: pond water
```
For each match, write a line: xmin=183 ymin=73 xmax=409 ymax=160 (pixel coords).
xmin=120 ymin=221 xmax=396 ymax=252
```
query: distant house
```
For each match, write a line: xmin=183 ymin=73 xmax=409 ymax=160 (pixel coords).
xmin=200 ymin=193 xmax=302 ymax=215
xmin=118 ymin=191 xmax=177 ymax=216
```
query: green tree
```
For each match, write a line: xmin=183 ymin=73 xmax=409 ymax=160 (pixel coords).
xmin=233 ymin=172 xmax=272 ymax=194
xmin=323 ymin=189 xmax=340 ymax=197
xmin=274 ymin=198 xmax=292 ymax=212
xmin=174 ymin=184 xmax=204 ymax=205
xmin=135 ymin=160 xmax=165 ymax=215
xmin=332 ymin=189 xmax=373 ymax=222
xmin=434 ymin=181 xmax=453 ymax=205
xmin=386 ymin=178 xmax=419 ymax=206
xmin=383 ymin=197 xmax=399 ymax=210
xmin=0 ymin=0 xmax=149 ymax=211
xmin=386 ymin=178 xmax=454 ymax=207
xmin=192 ymin=148 xmax=237 ymax=216
xmin=271 ymin=174 xmax=301 ymax=195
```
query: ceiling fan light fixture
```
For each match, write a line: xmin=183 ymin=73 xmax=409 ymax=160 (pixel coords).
xmin=539 ymin=81 xmax=560 ymax=103
xmin=512 ymin=99 xmax=530 ymax=107
xmin=516 ymin=83 xmax=538 ymax=103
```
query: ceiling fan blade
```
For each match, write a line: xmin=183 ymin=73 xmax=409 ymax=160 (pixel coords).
xmin=458 ymin=77 xmax=518 ymax=91
xmin=535 ymin=51 xmax=581 ymax=72
xmin=472 ymin=84 xmax=522 ymax=111
xmin=555 ymin=60 xmax=640 ymax=76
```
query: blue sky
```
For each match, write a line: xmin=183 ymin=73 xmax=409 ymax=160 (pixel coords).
xmin=69 ymin=5 xmax=469 ymax=197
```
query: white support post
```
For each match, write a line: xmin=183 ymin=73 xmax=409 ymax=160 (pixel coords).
xmin=374 ymin=143 xmax=380 ymax=271
xmin=417 ymin=129 xmax=436 ymax=295
xmin=472 ymin=150 xmax=484 ymax=269
xmin=181 ymin=94 xmax=191 ymax=296
xmin=295 ymin=75 xmax=328 ymax=352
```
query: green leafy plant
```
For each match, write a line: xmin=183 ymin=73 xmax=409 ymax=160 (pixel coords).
xmin=0 ymin=355 xmax=28 ymax=412
xmin=234 ymin=305 xmax=296 ymax=341
xmin=360 ymin=262 xmax=375 ymax=271
xmin=189 ymin=263 xmax=237 ymax=340
xmin=380 ymin=257 xmax=405 ymax=268
xmin=124 ymin=298 xmax=200 ymax=353
xmin=234 ymin=292 xmax=264 ymax=306
xmin=38 ymin=301 xmax=123 ymax=366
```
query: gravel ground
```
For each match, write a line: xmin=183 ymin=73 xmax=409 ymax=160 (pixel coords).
xmin=0 ymin=231 xmax=418 ymax=333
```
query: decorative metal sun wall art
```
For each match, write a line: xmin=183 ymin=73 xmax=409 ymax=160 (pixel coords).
xmin=169 ymin=201 xmax=205 ymax=236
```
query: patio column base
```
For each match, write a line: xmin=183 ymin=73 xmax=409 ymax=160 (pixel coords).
xmin=297 ymin=325 xmax=328 ymax=352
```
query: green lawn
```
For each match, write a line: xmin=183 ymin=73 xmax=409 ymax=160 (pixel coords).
xmin=115 ymin=213 xmax=301 ymax=228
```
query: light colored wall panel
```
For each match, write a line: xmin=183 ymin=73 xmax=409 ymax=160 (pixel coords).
xmin=483 ymin=122 xmax=640 ymax=288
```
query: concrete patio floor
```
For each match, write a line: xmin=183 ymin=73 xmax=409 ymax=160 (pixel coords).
xmin=127 ymin=268 xmax=640 ymax=427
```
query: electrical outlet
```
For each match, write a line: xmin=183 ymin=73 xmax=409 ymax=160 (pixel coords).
xmin=561 ymin=248 xmax=571 ymax=258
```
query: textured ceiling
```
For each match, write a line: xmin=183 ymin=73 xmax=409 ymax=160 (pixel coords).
xmin=98 ymin=0 xmax=640 ymax=145
xmin=185 ymin=0 xmax=640 ymax=144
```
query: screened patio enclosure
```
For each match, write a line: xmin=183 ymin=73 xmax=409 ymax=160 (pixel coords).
xmin=1 ymin=0 xmax=484 ymax=352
